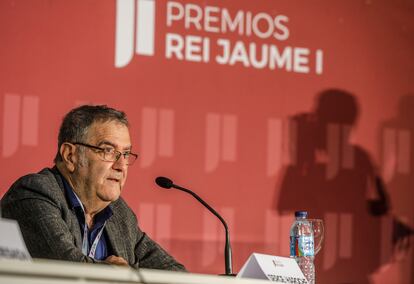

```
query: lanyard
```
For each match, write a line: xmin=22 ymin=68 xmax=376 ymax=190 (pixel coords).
xmin=73 ymin=193 xmax=107 ymax=259
xmin=82 ymin=219 xmax=106 ymax=258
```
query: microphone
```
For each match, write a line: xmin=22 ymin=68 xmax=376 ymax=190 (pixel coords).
xmin=155 ymin=176 xmax=173 ymax=189
xmin=155 ymin=176 xmax=234 ymax=276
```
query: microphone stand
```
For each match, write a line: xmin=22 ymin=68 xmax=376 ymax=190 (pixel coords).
xmin=170 ymin=184 xmax=235 ymax=276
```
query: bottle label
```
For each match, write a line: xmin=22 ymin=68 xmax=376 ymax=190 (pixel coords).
xmin=290 ymin=236 xmax=314 ymax=257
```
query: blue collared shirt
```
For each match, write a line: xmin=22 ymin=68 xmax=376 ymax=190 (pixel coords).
xmin=60 ymin=173 xmax=113 ymax=260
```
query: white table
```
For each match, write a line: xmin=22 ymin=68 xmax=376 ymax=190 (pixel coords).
xmin=0 ymin=259 xmax=269 ymax=284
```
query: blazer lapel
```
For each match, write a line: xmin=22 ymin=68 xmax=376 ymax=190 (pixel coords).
xmin=51 ymin=167 xmax=84 ymax=250
xmin=70 ymin=211 xmax=83 ymax=249
xmin=105 ymin=215 xmax=128 ymax=260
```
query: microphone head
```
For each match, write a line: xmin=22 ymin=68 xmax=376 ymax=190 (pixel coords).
xmin=155 ymin=176 xmax=173 ymax=189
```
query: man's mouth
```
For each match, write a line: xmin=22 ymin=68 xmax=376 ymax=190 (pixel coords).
xmin=107 ymin=177 xmax=120 ymax=183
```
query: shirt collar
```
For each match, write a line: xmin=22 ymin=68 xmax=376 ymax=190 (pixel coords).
xmin=58 ymin=169 xmax=113 ymax=227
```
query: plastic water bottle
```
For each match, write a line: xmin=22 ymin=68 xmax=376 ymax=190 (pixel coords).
xmin=290 ymin=211 xmax=315 ymax=284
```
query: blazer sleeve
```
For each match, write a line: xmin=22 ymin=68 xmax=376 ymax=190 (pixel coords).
xmin=111 ymin=198 xmax=186 ymax=271
xmin=1 ymin=172 xmax=97 ymax=263
xmin=134 ymin=231 xmax=186 ymax=271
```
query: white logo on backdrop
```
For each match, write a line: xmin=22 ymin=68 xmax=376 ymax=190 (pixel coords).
xmin=114 ymin=0 xmax=324 ymax=74
xmin=139 ymin=107 xmax=175 ymax=168
xmin=205 ymin=113 xmax=238 ymax=172
xmin=115 ymin=0 xmax=156 ymax=68
xmin=2 ymin=94 xmax=39 ymax=158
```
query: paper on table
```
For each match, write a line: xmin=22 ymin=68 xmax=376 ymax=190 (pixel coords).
xmin=237 ymin=253 xmax=308 ymax=283
xmin=0 ymin=218 xmax=31 ymax=261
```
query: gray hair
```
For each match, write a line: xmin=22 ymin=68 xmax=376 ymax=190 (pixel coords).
xmin=54 ymin=105 xmax=129 ymax=163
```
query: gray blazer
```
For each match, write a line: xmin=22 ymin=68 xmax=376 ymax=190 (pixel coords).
xmin=1 ymin=167 xmax=185 ymax=271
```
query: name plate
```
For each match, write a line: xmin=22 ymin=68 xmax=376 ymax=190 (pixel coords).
xmin=0 ymin=218 xmax=31 ymax=261
xmin=237 ymin=253 xmax=308 ymax=283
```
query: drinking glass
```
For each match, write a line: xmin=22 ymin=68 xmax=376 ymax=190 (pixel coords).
xmin=308 ymin=219 xmax=324 ymax=255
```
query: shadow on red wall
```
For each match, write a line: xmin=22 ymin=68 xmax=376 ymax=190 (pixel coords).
xmin=379 ymin=94 xmax=414 ymax=283
xmin=276 ymin=89 xmax=396 ymax=283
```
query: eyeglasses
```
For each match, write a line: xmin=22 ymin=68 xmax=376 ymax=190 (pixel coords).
xmin=72 ymin=142 xmax=138 ymax=166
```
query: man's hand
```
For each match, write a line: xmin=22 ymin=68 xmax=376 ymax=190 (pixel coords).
xmin=104 ymin=255 xmax=129 ymax=266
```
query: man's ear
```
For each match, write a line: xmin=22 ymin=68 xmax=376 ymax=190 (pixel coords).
xmin=59 ymin=143 xmax=78 ymax=172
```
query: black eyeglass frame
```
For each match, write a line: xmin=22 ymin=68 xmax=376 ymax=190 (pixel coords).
xmin=71 ymin=142 xmax=138 ymax=165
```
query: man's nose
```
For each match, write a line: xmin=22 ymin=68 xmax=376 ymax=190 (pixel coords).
xmin=112 ymin=154 xmax=128 ymax=171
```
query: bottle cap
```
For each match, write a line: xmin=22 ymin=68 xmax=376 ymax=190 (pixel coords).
xmin=295 ymin=211 xmax=308 ymax=218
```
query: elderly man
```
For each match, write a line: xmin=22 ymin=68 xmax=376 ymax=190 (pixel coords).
xmin=1 ymin=105 xmax=185 ymax=271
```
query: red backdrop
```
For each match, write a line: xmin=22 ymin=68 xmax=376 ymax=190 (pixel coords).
xmin=1 ymin=0 xmax=413 ymax=283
